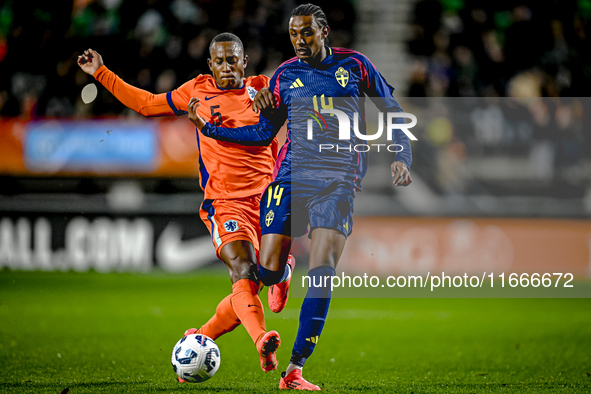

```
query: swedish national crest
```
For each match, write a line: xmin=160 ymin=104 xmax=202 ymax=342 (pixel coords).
xmin=335 ymin=67 xmax=349 ymax=87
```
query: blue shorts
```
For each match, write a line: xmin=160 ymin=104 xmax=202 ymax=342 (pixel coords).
xmin=260 ymin=179 xmax=355 ymax=238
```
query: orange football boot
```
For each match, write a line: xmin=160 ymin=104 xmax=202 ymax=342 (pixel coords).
xmin=268 ymin=255 xmax=296 ymax=313
xmin=279 ymin=369 xmax=320 ymax=390
xmin=257 ymin=330 xmax=281 ymax=372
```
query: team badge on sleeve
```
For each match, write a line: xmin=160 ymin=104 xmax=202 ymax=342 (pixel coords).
xmin=224 ymin=220 xmax=239 ymax=232
xmin=247 ymin=86 xmax=258 ymax=101
xmin=335 ymin=67 xmax=349 ymax=87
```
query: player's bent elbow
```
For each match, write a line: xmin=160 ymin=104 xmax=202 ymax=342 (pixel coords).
xmin=137 ymin=107 xmax=152 ymax=117
xmin=247 ymin=136 xmax=275 ymax=146
xmin=228 ymin=138 xmax=273 ymax=147
xmin=255 ymin=136 xmax=275 ymax=146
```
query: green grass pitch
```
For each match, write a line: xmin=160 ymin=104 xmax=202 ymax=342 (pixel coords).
xmin=1 ymin=269 xmax=590 ymax=393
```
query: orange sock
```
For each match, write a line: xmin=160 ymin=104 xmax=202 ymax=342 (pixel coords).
xmin=197 ymin=294 xmax=241 ymax=340
xmin=231 ymin=279 xmax=267 ymax=346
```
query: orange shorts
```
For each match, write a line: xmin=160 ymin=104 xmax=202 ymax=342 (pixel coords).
xmin=200 ymin=195 xmax=262 ymax=260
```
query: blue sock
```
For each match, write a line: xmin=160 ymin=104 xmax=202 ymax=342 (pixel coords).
xmin=258 ymin=263 xmax=290 ymax=286
xmin=290 ymin=265 xmax=335 ymax=367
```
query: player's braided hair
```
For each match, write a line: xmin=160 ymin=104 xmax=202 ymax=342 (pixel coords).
xmin=291 ymin=3 xmax=329 ymax=31
xmin=209 ymin=33 xmax=244 ymax=55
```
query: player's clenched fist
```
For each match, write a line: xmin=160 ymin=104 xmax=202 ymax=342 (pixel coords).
xmin=77 ymin=48 xmax=104 ymax=75
xmin=187 ymin=97 xmax=207 ymax=130
xmin=391 ymin=161 xmax=412 ymax=186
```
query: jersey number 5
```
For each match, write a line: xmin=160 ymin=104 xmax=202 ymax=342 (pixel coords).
xmin=210 ymin=105 xmax=222 ymax=126
xmin=266 ymin=185 xmax=284 ymax=208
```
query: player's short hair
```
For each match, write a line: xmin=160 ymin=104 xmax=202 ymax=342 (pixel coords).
xmin=291 ymin=3 xmax=329 ymax=29
xmin=209 ymin=33 xmax=244 ymax=56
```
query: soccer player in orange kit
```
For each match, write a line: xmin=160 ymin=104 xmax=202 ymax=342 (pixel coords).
xmin=78 ymin=33 xmax=295 ymax=375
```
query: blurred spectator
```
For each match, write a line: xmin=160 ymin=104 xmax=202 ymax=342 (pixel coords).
xmin=0 ymin=0 xmax=356 ymax=118
xmin=408 ymin=0 xmax=591 ymax=98
xmin=404 ymin=0 xmax=591 ymax=200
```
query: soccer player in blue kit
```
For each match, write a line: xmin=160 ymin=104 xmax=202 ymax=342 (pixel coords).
xmin=187 ymin=3 xmax=413 ymax=390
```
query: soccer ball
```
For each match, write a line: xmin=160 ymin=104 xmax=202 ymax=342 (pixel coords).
xmin=171 ymin=334 xmax=221 ymax=383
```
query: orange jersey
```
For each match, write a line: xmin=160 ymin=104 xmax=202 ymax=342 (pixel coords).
xmin=94 ymin=66 xmax=277 ymax=199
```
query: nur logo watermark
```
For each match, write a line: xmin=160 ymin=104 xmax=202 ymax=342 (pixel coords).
xmin=306 ymin=107 xmax=418 ymax=153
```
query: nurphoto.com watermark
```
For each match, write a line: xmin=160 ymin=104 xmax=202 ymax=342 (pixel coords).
xmin=302 ymin=271 xmax=577 ymax=293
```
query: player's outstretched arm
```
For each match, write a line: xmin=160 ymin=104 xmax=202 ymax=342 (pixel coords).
xmin=77 ymin=48 xmax=181 ymax=117
xmin=392 ymin=161 xmax=412 ymax=186
xmin=190 ymin=97 xmax=280 ymax=147
xmin=78 ymin=49 xmax=104 ymax=76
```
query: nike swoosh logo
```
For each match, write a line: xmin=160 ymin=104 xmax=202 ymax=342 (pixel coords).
xmin=248 ymin=304 xmax=261 ymax=308
xmin=205 ymin=95 xmax=221 ymax=101
xmin=156 ymin=224 xmax=216 ymax=273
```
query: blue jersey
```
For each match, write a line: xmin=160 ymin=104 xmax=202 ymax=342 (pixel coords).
xmin=200 ymin=46 xmax=413 ymax=190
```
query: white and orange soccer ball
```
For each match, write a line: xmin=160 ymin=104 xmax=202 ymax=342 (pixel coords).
xmin=171 ymin=334 xmax=221 ymax=383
